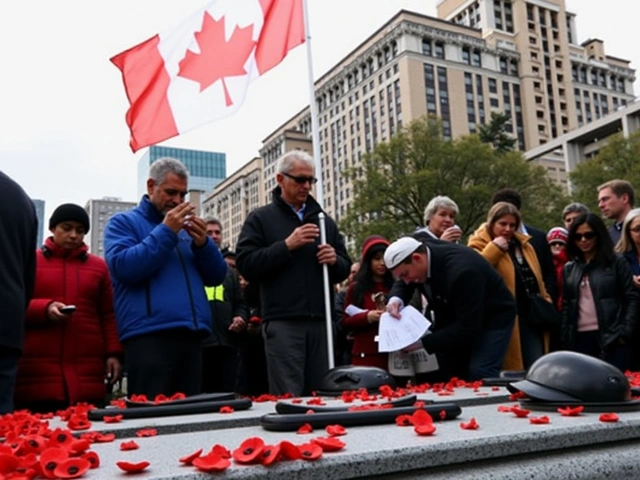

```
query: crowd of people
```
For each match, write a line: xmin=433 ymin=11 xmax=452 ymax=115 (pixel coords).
xmin=1 ymin=153 xmax=639 ymax=413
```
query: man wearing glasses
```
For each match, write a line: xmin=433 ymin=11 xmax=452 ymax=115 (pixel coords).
xmin=104 ymin=158 xmax=227 ymax=398
xmin=236 ymin=151 xmax=351 ymax=396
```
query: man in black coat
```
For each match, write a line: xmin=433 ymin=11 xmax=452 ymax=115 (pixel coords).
xmin=236 ymin=151 xmax=351 ymax=396
xmin=385 ymin=237 xmax=515 ymax=381
xmin=0 ymin=171 xmax=37 ymax=413
xmin=202 ymin=219 xmax=248 ymax=393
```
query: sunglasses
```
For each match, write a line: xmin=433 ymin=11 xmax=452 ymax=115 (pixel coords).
xmin=282 ymin=172 xmax=318 ymax=185
xmin=574 ymin=232 xmax=596 ymax=241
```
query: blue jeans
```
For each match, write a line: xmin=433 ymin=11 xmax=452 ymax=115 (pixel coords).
xmin=468 ymin=323 xmax=514 ymax=380
xmin=0 ymin=347 xmax=20 ymax=414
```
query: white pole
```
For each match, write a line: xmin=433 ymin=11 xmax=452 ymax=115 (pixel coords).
xmin=302 ymin=0 xmax=334 ymax=370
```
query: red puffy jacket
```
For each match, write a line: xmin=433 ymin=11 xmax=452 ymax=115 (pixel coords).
xmin=15 ymin=238 xmax=122 ymax=405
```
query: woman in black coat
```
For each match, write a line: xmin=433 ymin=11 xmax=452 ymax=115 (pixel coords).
xmin=561 ymin=213 xmax=638 ymax=371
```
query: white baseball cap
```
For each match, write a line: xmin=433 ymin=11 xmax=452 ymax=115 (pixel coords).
xmin=384 ymin=237 xmax=422 ymax=269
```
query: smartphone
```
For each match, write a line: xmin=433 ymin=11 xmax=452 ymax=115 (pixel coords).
xmin=60 ymin=305 xmax=77 ymax=314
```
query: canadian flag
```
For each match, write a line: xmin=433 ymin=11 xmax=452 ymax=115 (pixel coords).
xmin=111 ymin=0 xmax=305 ymax=152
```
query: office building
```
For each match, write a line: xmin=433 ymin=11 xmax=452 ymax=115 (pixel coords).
xmin=84 ymin=197 xmax=137 ymax=257
xmin=210 ymin=2 xmax=635 ymax=235
xmin=137 ymin=146 xmax=227 ymax=202
xmin=32 ymin=199 xmax=45 ymax=247
xmin=202 ymin=157 xmax=266 ymax=250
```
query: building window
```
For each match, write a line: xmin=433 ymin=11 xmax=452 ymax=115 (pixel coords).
xmin=434 ymin=41 xmax=445 ymax=59
xmin=422 ymin=38 xmax=432 ymax=57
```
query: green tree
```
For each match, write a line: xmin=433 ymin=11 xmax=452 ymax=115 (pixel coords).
xmin=340 ymin=117 xmax=567 ymax=250
xmin=477 ymin=111 xmax=517 ymax=154
xmin=569 ymin=130 xmax=640 ymax=212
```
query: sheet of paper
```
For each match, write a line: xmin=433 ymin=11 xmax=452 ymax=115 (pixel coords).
xmin=345 ymin=304 xmax=367 ymax=316
xmin=377 ymin=305 xmax=431 ymax=352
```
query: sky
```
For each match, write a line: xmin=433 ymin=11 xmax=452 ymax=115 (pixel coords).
xmin=1 ymin=0 xmax=638 ymax=238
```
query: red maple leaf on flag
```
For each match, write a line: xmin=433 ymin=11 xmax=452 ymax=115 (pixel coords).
xmin=178 ymin=12 xmax=256 ymax=106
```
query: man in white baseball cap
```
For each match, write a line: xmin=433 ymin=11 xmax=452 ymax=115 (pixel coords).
xmin=384 ymin=237 xmax=515 ymax=381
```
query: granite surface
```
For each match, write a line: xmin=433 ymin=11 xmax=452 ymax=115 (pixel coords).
xmin=62 ymin=386 xmax=511 ymax=438
xmin=69 ymin=401 xmax=640 ymax=479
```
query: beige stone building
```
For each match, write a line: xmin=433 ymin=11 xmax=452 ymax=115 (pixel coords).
xmin=205 ymin=1 xmax=635 ymax=248
xmin=84 ymin=197 xmax=137 ymax=258
xmin=202 ymin=157 xmax=265 ymax=250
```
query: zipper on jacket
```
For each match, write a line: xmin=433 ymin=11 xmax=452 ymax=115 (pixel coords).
xmin=176 ymin=246 xmax=198 ymax=329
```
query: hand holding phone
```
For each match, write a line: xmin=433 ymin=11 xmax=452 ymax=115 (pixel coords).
xmin=59 ymin=305 xmax=77 ymax=314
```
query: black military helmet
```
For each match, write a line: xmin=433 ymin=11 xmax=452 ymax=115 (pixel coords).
xmin=318 ymin=365 xmax=397 ymax=395
xmin=508 ymin=351 xmax=630 ymax=403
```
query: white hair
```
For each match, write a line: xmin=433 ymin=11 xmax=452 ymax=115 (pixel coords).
xmin=423 ymin=196 xmax=459 ymax=225
xmin=276 ymin=150 xmax=314 ymax=174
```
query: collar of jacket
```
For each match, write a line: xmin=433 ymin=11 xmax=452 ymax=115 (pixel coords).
xmin=271 ymin=186 xmax=323 ymax=219
xmin=42 ymin=237 xmax=89 ymax=260
xmin=139 ymin=195 xmax=165 ymax=224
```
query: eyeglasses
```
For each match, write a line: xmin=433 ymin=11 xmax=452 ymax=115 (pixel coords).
xmin=549 ymin=242 xmax=565 ymax=247
xmin=282 ymin=172 xmax=318 ymax=185
xmin=574 ymin=232 xmax=596 ymax=241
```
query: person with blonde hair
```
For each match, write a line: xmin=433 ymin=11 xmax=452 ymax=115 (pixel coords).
xmin=467 ymin=202 xmax=551 ymax=371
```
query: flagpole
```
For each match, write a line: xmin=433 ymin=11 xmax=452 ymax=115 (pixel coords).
xmin=302 ymin=0 xmax=335 ymax=370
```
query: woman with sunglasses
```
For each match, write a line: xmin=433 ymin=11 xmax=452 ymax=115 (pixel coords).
xmin=562 ymin=213 xmax=638 ymax=371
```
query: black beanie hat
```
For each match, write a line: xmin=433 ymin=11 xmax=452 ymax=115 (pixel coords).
xmin=49 ymin=204 xmax=90 ymax=233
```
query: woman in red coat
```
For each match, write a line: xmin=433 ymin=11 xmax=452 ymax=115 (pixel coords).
xmin=15 ymin=204 xmax=122 ymax=412
xmin=342 ymin=235 xmax=393 ymax=370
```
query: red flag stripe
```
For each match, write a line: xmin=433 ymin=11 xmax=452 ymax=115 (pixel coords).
xmin=256 ymin=0 xmax=305 ymax=75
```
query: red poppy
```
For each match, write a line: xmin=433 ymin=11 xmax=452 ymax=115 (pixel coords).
xmin=298 ymin=442 xmax=323 ymax=461
xmin=136 ymin=428 xmax=158 ymax=437
xmin=291 ymin=398 xmax=303 ymax=404
xmin=93 ymin=433 xmax=115 ymax=443
xmin=81 ymin=451 xmax=100 ymax=469
xmin=492 ymin=386 xmax=500 ymax=391
xmin=66 ymin=415 xmax=91 ymax=431
xmin=70 ymin=439 xmax=92 ymax=454
xmin=460 ymin=418 xmax=479 ymax=430
xmin=116 ymin=460 xmax=150 ymax=472
xmin=154 ymin=394 xmax=169 ymax=404
xmin=219 ymin=406 xmax=234 ymax=414
xmin=379 ymin=385 xmax=394 ymax=397
xmin=192 ymin=452 xmax=230 ymax=472
xmin=529 ymin=416 xmax=551 ymax=425
xmin=120 ymin=441 xmax=139 ymax=451
xmin=103 ymin=415 xmax=123 ymax=424
xmin=395 ymin=414 xmax=413 ymax=426
xmin=497 ymin=405 xmax=513 ymax=413
xmin=557 ymin=406 xmax=584 ymax=416
xmin=259 ymin=444 xmax=281 ymax=466
xmin=306 ymin=409 xmax=315 ymax=415
xmin=599 ymin=413 xmax=620 ymax=423
xmin=39 ymin=448 xmax=69 ymax=479
xmin=414 ymin=423 xmax=437 ymax=436
xmin=209 ymin=444 xmax=231 ymax=459
xmin=312 ymin=437 xmax=346 ymax=452
xmin=438 ymin=410 xmax=447 ymax=421
xmin=278 ymin=441 xmax=302 ymax=461
xmin=297 ymin=423 xmax=313 ymax=434
xmin=511 ymin=407 xmax=531 ymax=418
xmin=129 ymin=394 xmax=148 ymax=403
xmin=178 ymin=448 xmax=202 ymax=465
xmin=232 ymin=437 xmax=265 ymax=464
xmin=110 ymin=399 xmax=126 ymax=409
xmin=0 ymin=453 xmax=20 ymax=474
xmin=411 ymin=409 xmax=433 ymax=426
xmin=325 ymin=424 xmax=347 ymax=437
xmin=306 ymin=398 xmax=326 ymax=406
xmin=52 ymin=458 xmax=91 ymax=479
xmin=509 ymin=391 xmax=528 ymax=401
xmin=170 ymin=392 xmax=186 ymax=401
xmin=19 ymin=435 xmax=46 ymax=455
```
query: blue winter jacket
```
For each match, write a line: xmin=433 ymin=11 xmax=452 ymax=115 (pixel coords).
xmin=104 ymin=196 xmax=227 ymax=341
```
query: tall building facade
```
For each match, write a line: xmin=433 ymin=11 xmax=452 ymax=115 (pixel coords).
xmin=202 ymin=157 xmax=266 ymax=250
xmin=84 ymin=197 xmax=137 ymax=258
xmin=209 ymin=3 xmax=635 ymax=240
xmin=137 ymin=146 xmax=227 ymax=200
xmin=31 ymin=199 xmax=45 ymax=247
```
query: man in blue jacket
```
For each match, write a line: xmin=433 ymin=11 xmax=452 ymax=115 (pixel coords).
xmin=104 ymin=158 xmax=227 ymax=398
